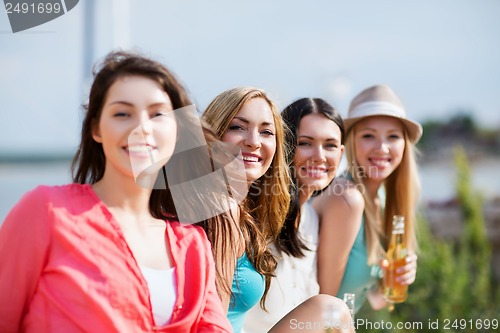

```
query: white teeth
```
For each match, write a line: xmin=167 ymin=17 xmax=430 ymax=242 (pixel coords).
xmin=307 ymin=169 xmax=325 ymax=175
xmin=128 ymin=146 xmax=152 ymax=153
xmin=243 ymin=156 xmax=259 ymax=162
xmin=371 ymin=159 xmax=389 ymax=166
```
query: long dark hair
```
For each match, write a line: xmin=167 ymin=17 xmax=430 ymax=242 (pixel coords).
xmin=276 ymin=98 xmax=345 ymax=257
xmin=71 ymin=50 xmax=192 ymax=219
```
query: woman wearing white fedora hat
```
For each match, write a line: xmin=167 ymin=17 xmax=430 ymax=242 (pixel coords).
xmin=312 ymin=84 xmax=422 ymax=313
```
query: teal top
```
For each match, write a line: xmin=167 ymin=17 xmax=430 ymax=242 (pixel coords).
xmin=336 ymin=173 xmax=381 ymax=313
xmin=336 ymin=218 xmax=381 ymax=313
xmin=227 ymin=252 xmax=265 ymax=333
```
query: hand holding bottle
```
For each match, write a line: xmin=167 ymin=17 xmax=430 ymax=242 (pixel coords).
xmin=382 ymin=215 xmax=413 ymax=304
xmin=380 ymin=254 xmax=417 ymax=286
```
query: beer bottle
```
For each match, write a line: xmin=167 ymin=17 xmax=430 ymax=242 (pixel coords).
xmin=343 ymin=293 xmax=355 ymax=321
xmin=383 ymin=215 xmax=408 ymax=303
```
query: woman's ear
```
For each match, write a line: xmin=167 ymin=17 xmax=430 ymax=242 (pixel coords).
xmin=91 ymin=120 xmax=102 ymax=143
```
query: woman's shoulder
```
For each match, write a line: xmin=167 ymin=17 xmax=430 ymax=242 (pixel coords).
xmin=16 ymin=183 xmax=90 ymax=206
xmin=313 ymin=177 xmax=365 ymax=213
xmin=3 ymin=184 xmax=93 ymax=233
xmin=312 ymin=179 xmax=365 ymax=236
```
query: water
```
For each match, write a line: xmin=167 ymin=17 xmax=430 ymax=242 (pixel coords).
xmin=419 ymin=157 xmax=500 ymax=201
xmin=0 ymin=161 xmax=72 ymax=223
xmin=1 ymin=158 xmax=499 ymax=224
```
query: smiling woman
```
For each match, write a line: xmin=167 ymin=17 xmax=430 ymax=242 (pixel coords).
xmin=91 ymin=76 xmax=177 ymax=184
xmin=202 ymin=87 xmax=296 ymax=332
xmin=200 ymin=87 xmax=291 ymax=333
xmin=294 ymin=113 xmax=344 ymax=197
xmin=201 ymin=91 xmax=353 ymax=333
xmin=0 ymin=51 xmax=231 ymax=333
xmin=244 ymin=97 xmax=348 ymax=333
xmin=221 ymin=97 xmax=277 ymax=183
xmin=312 ymin=84 xmax=422 ymax=314
xmin=352 ymin=116 xmax=406 ymax=188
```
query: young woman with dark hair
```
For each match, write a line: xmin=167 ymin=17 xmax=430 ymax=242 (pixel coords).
xmin=0 ymin=51 xmax=231 ymax=333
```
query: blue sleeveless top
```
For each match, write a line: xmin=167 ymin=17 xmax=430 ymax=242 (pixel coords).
xmin=227 ymin=252 xmax=265 ymax=333
xmin=336 ymin=216 xmax=381 ymax=313
xmin=336 ymin=173 xmax=381 ymax=313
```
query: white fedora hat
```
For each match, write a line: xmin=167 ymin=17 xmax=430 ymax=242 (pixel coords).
xmin=345 ymin=84 xmax=423 ymax=143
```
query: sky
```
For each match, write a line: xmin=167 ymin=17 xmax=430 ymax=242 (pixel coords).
xmin=1 ymin=0 xmax=499 ymax=156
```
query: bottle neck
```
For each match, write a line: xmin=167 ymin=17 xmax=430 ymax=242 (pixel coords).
xmin=390 ymin=232 xmax=405 ymax=245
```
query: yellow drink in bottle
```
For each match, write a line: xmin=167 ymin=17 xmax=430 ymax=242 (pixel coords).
xmin=383 ymin=215 xmax=408 ymax=303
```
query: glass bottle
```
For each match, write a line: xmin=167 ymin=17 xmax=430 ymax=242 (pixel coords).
xmin=343 ymin=293 xmax=355 ymax=322
xmin=382 ymin=215 xmax=408 ymax=303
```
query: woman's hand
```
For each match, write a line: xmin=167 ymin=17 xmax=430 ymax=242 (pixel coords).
xmin=380 ymin=253 xmax=417 ymax=285
xmin=396 ymin=254 xmax=418 ymax=285
xmin=369 ymin=254 xmax=417 ymax=311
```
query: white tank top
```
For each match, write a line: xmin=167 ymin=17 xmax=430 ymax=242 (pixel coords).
xmin=243 ymin=202 xmax=320 ymax=332
xmin=139 ymin=265 xmax=177 ymax=326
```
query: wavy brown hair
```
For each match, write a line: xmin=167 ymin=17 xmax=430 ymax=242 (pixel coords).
xmin=201 ymin=87 xmax=291 ymax=309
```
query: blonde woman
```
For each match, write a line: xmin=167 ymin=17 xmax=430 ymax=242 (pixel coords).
xmin=201 ymin=87 xmax=353 ymax=333
xmin=313 ymin=84 xmax=421 ymax=313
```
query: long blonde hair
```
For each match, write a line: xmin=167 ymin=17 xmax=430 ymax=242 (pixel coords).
xmin=201 ymin=86 xmax=291 ymax=308
xmin=346 ymin=126 xmax=420 ymax=265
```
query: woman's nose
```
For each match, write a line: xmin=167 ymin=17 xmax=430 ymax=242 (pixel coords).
xmin=129 ymin=113 xmax=153 ymax=141
xmin=139 ymin=113 xmax=153 ymax=136
xmin=311 ymin=145 xmax=326 ymax=164
xmin=244 ymin=129 xmax=261 ymax=149
xmin=376 ymin=139 xmax=390 ymax=153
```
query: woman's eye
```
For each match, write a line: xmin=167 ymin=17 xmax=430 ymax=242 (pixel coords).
xmin=325 ymin=143 xmax=338 ymax=149
xmin=152 ymin=108 xmax=173 ymax=118
xmin=228 ymin=125 xmax=244 ymax=131
xmin=361 ymin=134 xmax=374 ymax=139
xmin=114 ymin=112 xmax=129 ymax=117
xmin=389 ymin=134 xmax=402 ymax=140
xmin=261 ymin=130 xmax=275 ymax=136
xmin=298 ymin=141 xmax=310 ymax=146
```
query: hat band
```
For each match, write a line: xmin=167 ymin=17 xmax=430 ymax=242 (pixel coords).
xmin=350 ymin=101 xmax=405 ymax=119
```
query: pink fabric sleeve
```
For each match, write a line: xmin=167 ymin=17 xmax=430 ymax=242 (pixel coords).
xmin=196 ymin=228 xmax=233 ymax=333
xmin=0 ymin=187 xmax=51 ymax=333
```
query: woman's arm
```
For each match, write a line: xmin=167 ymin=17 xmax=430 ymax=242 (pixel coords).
xmin=0 ymin=187 xmax=50 ymax=333
xmin=312 ymin=180 xmax=365 ymax=296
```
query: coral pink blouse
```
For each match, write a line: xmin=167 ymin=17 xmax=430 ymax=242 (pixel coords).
xmin=0 ymin=184 xmax=231 ymax=333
